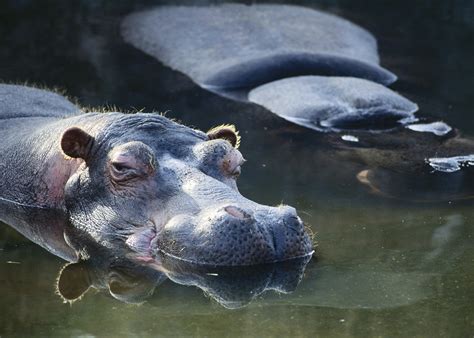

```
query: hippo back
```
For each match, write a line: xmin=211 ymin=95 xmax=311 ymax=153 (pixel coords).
xmin=0 ymin=84 xmax=80 ymax=121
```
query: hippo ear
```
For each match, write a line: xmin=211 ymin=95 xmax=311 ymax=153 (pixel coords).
xmin=56 ymin=261 xmax=92 ymax=302
xmin=61 ymin=127 xmax=94 ymax=160
xmin=207 ymin=124 xmax=241 ymax=148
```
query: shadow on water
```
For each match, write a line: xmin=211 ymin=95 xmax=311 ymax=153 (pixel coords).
xmin=0 ymin=0 xmax=474 ymax=337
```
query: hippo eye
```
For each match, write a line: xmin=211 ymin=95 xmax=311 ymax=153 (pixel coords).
xmin=107 ymin=142 xmax=157 ymax=183
xmin=110 ymin=162 xmax=139 ymax=181
xmin=112 ymin=162 xmax=131 ymax=172
xmin=231 ymin=165 xmax=241 ymax=178
xmin=229 ymin=158 xmax=246 ymax=179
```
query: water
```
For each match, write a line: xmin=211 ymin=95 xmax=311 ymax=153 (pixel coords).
xmin=1 ymin=0 xmax=473 ymax=336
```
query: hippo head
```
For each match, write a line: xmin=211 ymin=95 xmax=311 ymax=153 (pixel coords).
xmin=60 ymin=113 xmax=313 ymax=266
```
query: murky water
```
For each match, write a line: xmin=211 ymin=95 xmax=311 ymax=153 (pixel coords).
xmin=1 ymin=0 xmax=473 ymax=336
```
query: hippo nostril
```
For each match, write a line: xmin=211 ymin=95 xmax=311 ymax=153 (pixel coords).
xmin=269 ymin=206 xmax=311 ymax=262
xmin=224 ymin=206 xmax=252 ymax=220
xmin=279 ymin=205 xmax=297 ymax=217
xmin=277 ymin=206 xmax=300 ymax=226
xmin=287 ymin=214 xmax=303 ymax=229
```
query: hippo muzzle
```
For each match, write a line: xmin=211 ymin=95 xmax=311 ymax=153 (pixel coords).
xmin=157 ymin=203 xmax=312 ymax=266
xmin=150 ymin=155 xmax=313 ymax=266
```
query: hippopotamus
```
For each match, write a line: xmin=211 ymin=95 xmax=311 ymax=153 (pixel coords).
xmin=120 ymin=3 xmax=474 ymax=201
xmin=121 ymin=4 xmax=419 ymax=133
xmin=0 ymin=84 xmax=313 ymax=266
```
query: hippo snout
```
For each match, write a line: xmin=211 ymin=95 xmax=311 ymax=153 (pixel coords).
xmin=156 ymin=204 xmax=313 ymax=266
xmin=270 ymin=206 xmax=308 ymax=261
xmin=223 ymin=205 xmax=253 ymax=220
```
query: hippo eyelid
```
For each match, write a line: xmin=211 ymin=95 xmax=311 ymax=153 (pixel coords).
xmin=237 ymin=158 xmax=247 ymax=168
xmin=231 ymin=158 xmax=247 ymax=177
xmin=231 ymin=166 xmax=241 ymax=177
xmin=109 ymin=161 xmax=143 ymax=182
xmin=111 ymin=162 xmax=132 ymax=172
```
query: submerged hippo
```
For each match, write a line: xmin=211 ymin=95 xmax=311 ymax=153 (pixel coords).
xmin=121 ymin=4 xmax=419 ymax=133
xmin=0 ymin=84 xmax=313 ymax=266
xmin=121 ymin=3 xmax=474 ymax=202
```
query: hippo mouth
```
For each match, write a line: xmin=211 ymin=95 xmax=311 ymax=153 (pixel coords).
xmin=149 ymin=206 xmax=314 ymax=266
xmin=156 ymin=243 xmax=315 ymax=267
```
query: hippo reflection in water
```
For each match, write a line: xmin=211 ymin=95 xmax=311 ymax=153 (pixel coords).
xmin=55 ymin=238 xmax=311 ymax=308
xmin=0 ymin=84 xmax=313 ymax=270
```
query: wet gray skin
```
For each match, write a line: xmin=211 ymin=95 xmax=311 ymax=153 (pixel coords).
xmin=121 ymin=4 xmax=397 ymax=92
xmin=0 ymin=84 xmax=313 ymax=266
xmin=121 ymin=4 xmax=421 ymax=132
xmin=248 ymin=76 xmax=418 ymax=132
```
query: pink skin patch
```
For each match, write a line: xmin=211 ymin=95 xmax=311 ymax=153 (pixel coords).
xmin=37 ymin=152 xmax=82 ymax=207
xmin=125 ymin=227 xmax=157 ymax=256
xmin=224 ymin=206 xmax=249 ymax=220
xmin=134 ymin=256 xmax=155 ymax=263
xmin=38 ymin=118 xmax=113 ymax=208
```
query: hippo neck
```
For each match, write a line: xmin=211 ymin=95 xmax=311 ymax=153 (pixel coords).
xmin=0 ymin=198 xmax=77 ymax=261
xmin=0 ymin=113 xmax=119 ymax=261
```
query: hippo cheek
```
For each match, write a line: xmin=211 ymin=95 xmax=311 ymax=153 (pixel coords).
xmin=155 ymin=206 xmax=313 ymax=266
xmin=125 ymin=227 xmax=157 ymax=259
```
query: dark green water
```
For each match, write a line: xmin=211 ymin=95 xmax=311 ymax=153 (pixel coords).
xmin=1 ymin=0 xmax=473 ymax=337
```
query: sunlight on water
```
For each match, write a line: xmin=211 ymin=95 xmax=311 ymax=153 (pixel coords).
xmin=427 ymin=155 xmax=474 ymax=173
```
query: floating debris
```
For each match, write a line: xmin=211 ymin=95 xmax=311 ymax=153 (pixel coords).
xmin=6 ymin=261 xmax=21 ymax=264
xmin=407 ymin=121 xmax=452 ymax=136
xmin=341 ymin=135 xmax=359 ymax=142
xmin=426 ymin=154 xmax=474 ymax=173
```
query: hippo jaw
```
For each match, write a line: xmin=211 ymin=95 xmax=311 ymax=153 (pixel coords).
xmin=154 ymin=204 xmax=313 ymax=266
